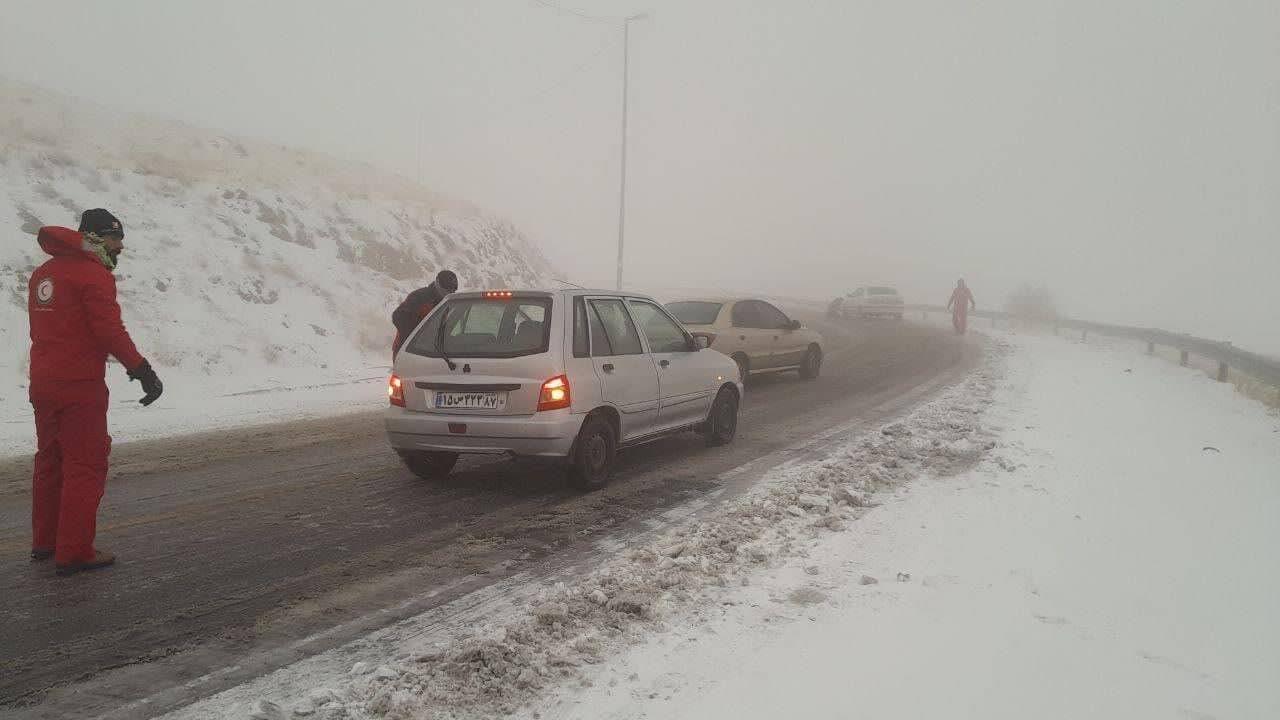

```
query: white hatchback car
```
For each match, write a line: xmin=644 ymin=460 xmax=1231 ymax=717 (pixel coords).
xmin=385 ymin=289 xmax=743 ymax=489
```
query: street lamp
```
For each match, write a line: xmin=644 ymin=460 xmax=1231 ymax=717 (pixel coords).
xmin=615 ymin=12 xmax=648 ymax=290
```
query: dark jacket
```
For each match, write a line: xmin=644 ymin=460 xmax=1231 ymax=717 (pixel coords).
xmin=28 ymin=226 xmax=146 ymax=387
xmin=391 ymin=282 xmax=449 ymax=352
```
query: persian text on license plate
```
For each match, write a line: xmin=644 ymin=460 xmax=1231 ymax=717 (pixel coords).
xmin=434 ymin=391 xmax=507 ymax=410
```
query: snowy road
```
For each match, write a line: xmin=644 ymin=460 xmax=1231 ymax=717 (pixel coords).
xmin=0 ymin=319 xmax=976 ymax=719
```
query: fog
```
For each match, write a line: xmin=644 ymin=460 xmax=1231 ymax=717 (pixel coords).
xmin=3 ymin=0 xmax=1277 ymax=352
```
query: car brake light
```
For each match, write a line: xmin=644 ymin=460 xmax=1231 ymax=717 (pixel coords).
xmin=388 ymin=374 xmax=405 ymax=407
xmin=484 ymin=291 xmax=515 ymax=299
xmin=537 ymin=375 xmax=571 ymax=411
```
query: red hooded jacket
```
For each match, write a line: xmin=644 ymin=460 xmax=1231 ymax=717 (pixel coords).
xmin=28 ymin=226 xmax=145 ymax=386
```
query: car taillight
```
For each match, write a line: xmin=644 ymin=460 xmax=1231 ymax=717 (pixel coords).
xmin=388 ymin=374 xmax=405 ymax=407
xmin=537 ymin=375 xmax=571 ymax=411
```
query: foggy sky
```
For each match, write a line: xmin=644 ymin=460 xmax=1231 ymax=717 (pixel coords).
xmin=3 ymin=0 xmax=1278 ymax=352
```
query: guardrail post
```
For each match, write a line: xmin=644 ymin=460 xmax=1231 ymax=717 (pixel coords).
xmin=1179 ymin=350 xmax=1189 ymax=367
xmin=1146 ymin=341 xmax=1154 ymax=355
xmin=1081 ymin=329 xmax=1088 ymax=342
xmin=1217 ymin=361 xmax=1228 ymax=382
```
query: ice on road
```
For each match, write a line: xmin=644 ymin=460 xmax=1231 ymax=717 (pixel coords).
xmin=530 ymin=332 xmax=1280 ymax=720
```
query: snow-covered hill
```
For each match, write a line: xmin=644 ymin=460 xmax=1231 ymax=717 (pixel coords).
xmin=0 ymin=77 xmax=554 ymax=393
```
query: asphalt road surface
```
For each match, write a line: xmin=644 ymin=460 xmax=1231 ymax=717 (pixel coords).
xmin=0 ymin=317 xmax=978 ymax=719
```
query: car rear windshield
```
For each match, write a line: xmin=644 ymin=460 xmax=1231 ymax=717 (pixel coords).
xmin=404 ymin=296 xmax=552 ymax=358
xmin=868 ymin=287 xmax=899 ymax=296
xmin=665 ymin=301 xmax=723 ymax=326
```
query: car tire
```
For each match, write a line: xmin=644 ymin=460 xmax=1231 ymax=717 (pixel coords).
xmin=397 ymin=450 xmax=459 ymax=480
xmin=731 ymin=353 xmax=751 ymax=387
xmin=799 ymin=345 xmax=823 ymax=380
xmin=567 ymin=415 xmax=616 ymax=491
xmin=704 ymin=386 xmax=740 ymax=447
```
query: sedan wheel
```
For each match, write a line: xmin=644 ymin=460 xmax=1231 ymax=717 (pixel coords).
xmin=705 ymin=387 xmax=740 ymax=447
xmin=799 ymin=346 xmax=823 ymax=380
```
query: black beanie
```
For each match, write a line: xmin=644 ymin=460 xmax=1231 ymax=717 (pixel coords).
xmin=79 ymin=208 xmax=124 ymax=237
xmin=436 ymin=270 xmax=459 ymax=292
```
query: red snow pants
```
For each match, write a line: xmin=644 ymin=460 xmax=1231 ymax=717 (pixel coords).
xmin=30 ymin=380 xmax=111 ymax=565
xmin=952 ymin=308 xmax=968 ymax=335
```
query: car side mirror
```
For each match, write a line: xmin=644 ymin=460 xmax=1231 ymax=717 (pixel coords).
xmin=786 ymin=319 xmax=801 ymax=331
xmin=691 ymin=332 xmax=714 ymax=350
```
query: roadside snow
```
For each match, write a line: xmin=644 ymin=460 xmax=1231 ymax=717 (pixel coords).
xmin=523 ymin=331 xmax=1280 ymax=720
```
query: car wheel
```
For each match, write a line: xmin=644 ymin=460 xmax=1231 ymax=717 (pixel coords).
xmin=397 ymin=450 xmax=459 ymax=480
xmin=731 ymin=353 xmax=751 ymax=387
xmin=799 ymin=345 xmax=823 ymax=380
xmin=705 ymin=386 xmax=740 ymax=447
xmin=567 ymin=415 xmax=616 ymax=491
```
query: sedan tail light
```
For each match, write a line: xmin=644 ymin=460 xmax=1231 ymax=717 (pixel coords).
xmin=388 ymin=374 xmax=406 ymax=407
xmin=537 ymin=375 xmax=571 ymax=412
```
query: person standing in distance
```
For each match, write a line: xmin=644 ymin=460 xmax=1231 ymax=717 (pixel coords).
xmin=947 ymin=278 xmax=977 ymax=335
xmin=27 ymin=209 xmax=163 ymax=575
xmin=391 ymin=270 xmax=458 ymax=358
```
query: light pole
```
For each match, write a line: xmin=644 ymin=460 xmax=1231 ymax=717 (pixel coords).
xmin=615 ymin=13 xmax=648 ymax=290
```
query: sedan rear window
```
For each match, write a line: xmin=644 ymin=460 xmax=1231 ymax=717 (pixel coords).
xmin=666 ymin=301 xmax=723 ymax=326
xmin=405 ymin=297 xmax=551 ymax=358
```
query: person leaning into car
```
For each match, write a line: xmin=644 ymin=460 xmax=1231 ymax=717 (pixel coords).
xmin=391 ymin=269 xmax=458 ymax=358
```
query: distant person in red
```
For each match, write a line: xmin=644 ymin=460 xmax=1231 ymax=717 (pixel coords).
xmin=391 ymin=270 xmax=458 ymax=358
xmin=947 ymin=279 xmax=976 ymax=335
xmin=27 ymin=209 xmax=163 ymax=575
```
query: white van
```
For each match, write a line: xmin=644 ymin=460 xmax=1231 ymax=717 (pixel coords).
xmin=385 ymin=289 xmax=743 ymax=489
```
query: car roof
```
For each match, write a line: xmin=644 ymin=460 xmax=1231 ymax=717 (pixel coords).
xmin=449 ymin=288 xmax=639 ymax=298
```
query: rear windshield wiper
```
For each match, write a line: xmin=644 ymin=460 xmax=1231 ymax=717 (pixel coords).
xmin=435 ymin=306 xmax=457 ymax=371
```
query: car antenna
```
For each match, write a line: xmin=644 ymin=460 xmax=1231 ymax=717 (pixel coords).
xmin=553 ymin=278 xmax=587 ymax=290
xmin=435 ymin=306 xmax=457 ymax=371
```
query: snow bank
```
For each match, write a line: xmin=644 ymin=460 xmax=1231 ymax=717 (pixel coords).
xmin=0 ymin=77 xmax=553 ymax=454
xmin=166 ymin=340 xmax=1003 ymax=720
xmin=523 ymin=331 xmax=1280 ymax=720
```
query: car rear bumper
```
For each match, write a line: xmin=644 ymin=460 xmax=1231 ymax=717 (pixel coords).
xmin=384 ymin=406 xmax=583 ymax=457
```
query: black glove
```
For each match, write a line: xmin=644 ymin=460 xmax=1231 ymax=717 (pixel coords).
xmin=128 ymin=361 xmax=164 ymax=406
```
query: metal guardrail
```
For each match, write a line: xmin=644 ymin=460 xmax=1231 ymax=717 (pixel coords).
xmin=903 ymin=304 xmax=1280 ymax=387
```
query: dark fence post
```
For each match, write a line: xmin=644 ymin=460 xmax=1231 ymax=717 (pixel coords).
xmin=1146 ymin=341 xmax=1154 ymax=355
xmin=1217 ymin=361 xmax=1228 ymax=382
xmin=1180 ymin=350 xmax=1189 ymax=367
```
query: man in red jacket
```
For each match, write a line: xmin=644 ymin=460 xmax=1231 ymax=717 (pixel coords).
xmin=28 ymin=209 xmax=163 ymax=575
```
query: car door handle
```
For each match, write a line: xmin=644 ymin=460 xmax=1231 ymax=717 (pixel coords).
xmin=659 ymin=359 xmax=670 ymax=368
xmin=602 ymin=363 xmax=614 ymax=373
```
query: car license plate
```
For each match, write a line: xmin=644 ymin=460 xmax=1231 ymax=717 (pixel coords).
xmin=434 ymin=391 xmax=506 ymax=410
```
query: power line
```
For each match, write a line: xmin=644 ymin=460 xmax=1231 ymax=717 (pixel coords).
xmin=492 ymin=36 xmax=617 ymax=116
xmin=530 ymin=0 xmax=617 ymax=23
